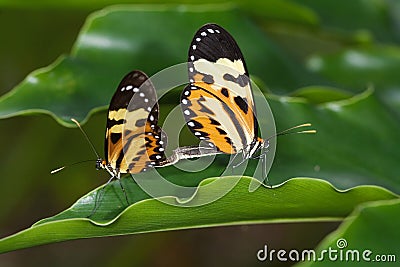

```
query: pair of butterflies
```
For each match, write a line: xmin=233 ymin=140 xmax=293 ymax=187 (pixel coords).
xmin=99 ymin=23 xmax=268 ymax=179
xmin=82 ymin=23 xmax=314 ymax=185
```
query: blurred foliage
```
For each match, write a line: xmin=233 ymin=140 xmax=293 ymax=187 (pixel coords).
xmin=1 ymin=0 xmax=400 ymax=266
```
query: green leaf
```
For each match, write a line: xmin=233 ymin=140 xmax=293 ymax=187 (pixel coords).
xmin=267 ymin=88 xmax=400 ymax=193
xmin=307 ymin=47 xmax=400 ymax=118
xmin=0 ymin=4 xmax=318 ymax=126
xmin=297 ymin=199 xmax=400 ymax=267
xmin=307 ymin=47 xmax=400 ymax=91
xmin=290 ymin=86 xmax=354 ymax=104
xmin=0 ymin=176 xmax=396 ymax=254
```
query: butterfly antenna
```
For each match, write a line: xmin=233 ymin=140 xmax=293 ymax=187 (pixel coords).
xmin=51 ymin=160 xmax=96 ymax=174
xmin=266 ymin=123 xmax=316 ymax=143
xmin=71 ymin=118 xmax=101 ymax=159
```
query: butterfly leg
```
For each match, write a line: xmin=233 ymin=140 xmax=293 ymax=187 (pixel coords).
xmin=88 ymin=175 xmax=115 ymax=218
xmin=117 ymin=177 xmax=130 ymax=207
xmin=251 ymin=152 xmax=263 ymax=160
xmin=227 ymin=152 xmax=241 ymax=175
xmin=228 ymin=150 xmax=249 ymax=177
xmin=261 ymin=152 xmax=270 ymax=187
xmin=129 ymin=174 xmax=136 ymax=184
xmin=232 ymin=157 xmax=247 ymax=169
xmin=256 ymin=148 xmax=271 ymax=187
xmin=232 ymin=148 xmax=249 ymax=169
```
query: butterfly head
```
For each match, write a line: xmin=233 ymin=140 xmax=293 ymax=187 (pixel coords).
xmin=244 ymin=137 xmax=266 ymax=159
xmin=96 ymin=158 xmax=107 ymax=170
xmin=96 ymin=158 xmax=120 ymax=179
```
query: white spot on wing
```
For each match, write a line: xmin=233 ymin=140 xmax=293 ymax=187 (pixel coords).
xmin=192 ymin=45 xmax=197 ymax=50
xmin=207 ymin=28 xmax=214 ymax=33
xmin=133 ymin=87 xmax=139 ymax=92
xmin=184 ymin=109 xmax=190 ymax=115
xmin=201 ymin=32 xmax=207 ymax=36
xmin=126 ymin=85 xmax=133 ymax=90
xmin=188 ymin=121 xmax=195 ymax=127
xmin=196 ymin=37 xmax=201 ymax=42
xmin=181 ymin=99 xmax=188 ymax=105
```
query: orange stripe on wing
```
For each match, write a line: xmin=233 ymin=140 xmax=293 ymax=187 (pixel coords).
xmin=185 ymin=88 xmax=236 ymax=154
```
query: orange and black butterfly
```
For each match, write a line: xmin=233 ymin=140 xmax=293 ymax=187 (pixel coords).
xmin=53 ymin=70 xmax=169 ymax=209
xmin=98 ymin=70 xmax=168 ymax=177
xmin=181 ymin=24 xmax=265 ymax=161
xmin=181 ymin=24 xmax=314 ymax=172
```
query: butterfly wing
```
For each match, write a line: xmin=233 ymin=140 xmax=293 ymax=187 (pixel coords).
xmin=182 ymin=23 xmax=258 ymax=154
xmin=105 ymin=70 xmax=167 ymax=174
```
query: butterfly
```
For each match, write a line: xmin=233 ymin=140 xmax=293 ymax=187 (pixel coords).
xmin=97 ymin=70 xmax=168 ymax=178
xmin=181 ymin=23 xmax=315 ymax=174
xmin=181 ymin=24 xmax=265 ymax=163
xmin=54 ymin=70 xmax=171 ymax=212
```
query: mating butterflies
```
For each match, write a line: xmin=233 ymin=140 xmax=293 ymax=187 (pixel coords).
xmin=57 ymin=23 xmax=313 ymax=190
xmin=181 ymin=23 xmax=266 ymax=162
xmin=97 ymin=70 xmax=168 ymax=178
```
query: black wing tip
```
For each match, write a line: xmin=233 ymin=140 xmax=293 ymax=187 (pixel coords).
xmin=198 ymin=23 xmax=224 ymax=30
xmin=119 ymin=70 xmax=149 ymax=85
xmin=130 ymin=69 xmax=148 ymax=77
xmin=191 ymin=23 xmax=229 ymax=42
xmin=116 ymin=69 xmax=156 ymax=95
xmin=188 ymin=23 xmax=245 ymax=65
xmin=108 ymin=68 xmax=158 ymax=113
